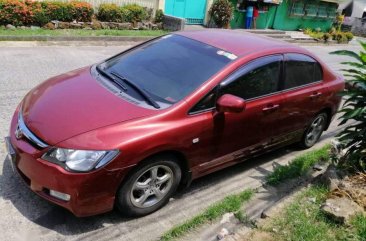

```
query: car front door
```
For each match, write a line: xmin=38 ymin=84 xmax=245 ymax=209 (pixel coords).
xmin=190 ymin=55 xmax=285 ymax=175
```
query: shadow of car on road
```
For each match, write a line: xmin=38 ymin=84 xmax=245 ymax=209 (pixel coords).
xmin=0 ymin=142 xmax=312 ymax=236
xmin=0 ymin=155 xmax=132 ymax=235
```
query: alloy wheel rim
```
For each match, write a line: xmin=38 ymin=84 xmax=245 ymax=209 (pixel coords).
xmin=305 ymin=115 xmax=326 ymax=147
xmin=130 ymin=165 xmax=173 ymax=208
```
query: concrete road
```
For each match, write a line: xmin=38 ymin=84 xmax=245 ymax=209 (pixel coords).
xmin=0 ymin=40 xmax=362 ymax=241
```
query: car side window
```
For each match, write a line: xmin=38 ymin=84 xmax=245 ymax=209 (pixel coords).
xmin=220 ymin=57 xmax=281 ymax=100
xmin=189 ymin=88 xmax=217 ymax=113
xmin=314 ymin=62 xmax=323 ymax=82
xmin=284 ymin=53 xmax=323 ymax=89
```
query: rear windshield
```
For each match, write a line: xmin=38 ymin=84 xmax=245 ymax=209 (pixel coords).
xmin=99 ymin=34 xmax=233 ymax=104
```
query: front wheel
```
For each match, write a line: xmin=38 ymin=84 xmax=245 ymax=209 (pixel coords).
xmin=300 ymin=113 xmax=328 ymax=149
xmin=116 ymin=155 xmax=181 ymax=217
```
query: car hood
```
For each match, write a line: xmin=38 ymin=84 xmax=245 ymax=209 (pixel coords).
xmin=22 ymin=67 xmax=156 ymax=145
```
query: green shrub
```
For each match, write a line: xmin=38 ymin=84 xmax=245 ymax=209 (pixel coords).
xmin=69 ymin=1 xmax=94 ymax=22
xmin=0 ymin=0 xmax=93 ymax=26
xmin=97 ymin=3 xmax=128 ymax=22
xmin=330 ymin=41 xmax=366 ymax=171
xmin=154 ymin=9 xmax=164 ymax=23
xmin=323 ymin=33 xmax=331 ymax=42
xmin=45 ymin=1 xmax=93 ymax=22
xmin=0 ymin=0 xmax=33 ymax=26
xmin=344 ymin=31 xmax=354 ymax=41
xmin=0 ymin=0 xmax=53 ymax=26
xmin=97 ymin=3 xmax=149 ymax=23
xmin=336 ymin=32 xmax=348 ymax=43
xmin=331 ymin=32 xmax=337 ymax=40
xmin=33 ymin=10 xmax=50 ymax=26
xmin=44 ymin=2 xmax=73 ymax=22
xmin=209 ymin=0 xmax=233 ymax=28
xmin=336 ymin=13 xmax=345 ymax=32
xmin=310 ymin=31 xmax=324 ymax=40
xmin=123 ymin=4 xmax=148 ymax=23
xmin=329 ymin=27 xmax=336 ymax=34
xmin=304 ymin=28 xmax=312 ymax=35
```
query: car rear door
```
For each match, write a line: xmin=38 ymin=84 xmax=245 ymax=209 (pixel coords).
xmin=274 ymin=53 xmax=328 ymax=143
xmin=190 ymin=55 xmax=285 ymax=174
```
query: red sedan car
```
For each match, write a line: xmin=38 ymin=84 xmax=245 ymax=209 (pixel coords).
xmin=5 ymin=30 xmax=344 ymax=217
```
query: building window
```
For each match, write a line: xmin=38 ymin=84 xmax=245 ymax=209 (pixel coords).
xmin=289 ymin=1 xmax=305 ymax=17
xmin=289 ymin=0 xmax=338 ymax=19
xmin=304 ymin=3 xmax=318 ymax=17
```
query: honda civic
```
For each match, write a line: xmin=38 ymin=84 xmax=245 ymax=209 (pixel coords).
xmin=5 ymin=30 xmax=344 ymax=217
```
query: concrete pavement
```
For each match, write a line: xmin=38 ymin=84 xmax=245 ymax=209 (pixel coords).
xmin=0 ymin=39 xmax=362 ymax=241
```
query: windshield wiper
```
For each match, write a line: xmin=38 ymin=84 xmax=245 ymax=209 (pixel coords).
xmin=110 ymin=71 xmax=161 ymax=109
xmin=96 ymin=65 xmax=127 ymax=91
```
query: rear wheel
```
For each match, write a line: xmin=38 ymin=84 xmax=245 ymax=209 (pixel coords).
xmin=300 ymin=113 xmax=328 ymax=149
xmin=116 ymin=155 xmax=181 ymax=217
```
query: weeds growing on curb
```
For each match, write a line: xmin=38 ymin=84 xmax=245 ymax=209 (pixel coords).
xmin=160 ymin=189 xmax=254 ymax=241
xmin=266 ymin=144 xmax=330 ymax=185
xmin=352 ymin=214 xmax=366 ymax=241
xmin=234 ymin=210 xmax=251 ymax=225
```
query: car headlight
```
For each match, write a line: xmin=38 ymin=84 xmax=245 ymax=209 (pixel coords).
xmin=42 ymin=148 xmax=119 ymax=172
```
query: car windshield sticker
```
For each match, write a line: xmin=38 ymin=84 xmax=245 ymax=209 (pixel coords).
xmin=217 ymin=50 xmax=237 ymax=60
xmin=165 ymin=97 xmax=176 ymax=102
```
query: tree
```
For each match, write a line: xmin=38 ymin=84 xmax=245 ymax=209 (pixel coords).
xmin=209 ymin=0 xmax=233 ymax=28
xmin=330 ymin=42 xmax=366 ymax=171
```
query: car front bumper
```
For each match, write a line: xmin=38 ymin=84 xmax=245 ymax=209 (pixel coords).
xmin=5 ymin=112 xmax=130 ymax=217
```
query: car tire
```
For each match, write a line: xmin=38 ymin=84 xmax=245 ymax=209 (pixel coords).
xmin=116 ymin=154 xmax=182 ymax=217
xmin=299 ymin=112 xmax=328 ymax=149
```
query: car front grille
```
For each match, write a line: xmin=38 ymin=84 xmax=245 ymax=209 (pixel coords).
xmin=16 ymin=110 xmax=49 ymax=149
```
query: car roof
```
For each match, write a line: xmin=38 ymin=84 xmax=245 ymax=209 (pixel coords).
xmin=176 ymin=29 xmax=295 ymax=57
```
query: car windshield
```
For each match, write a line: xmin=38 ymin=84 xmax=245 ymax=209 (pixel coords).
xmin=99 ymin=34 xmax=233 ymax=104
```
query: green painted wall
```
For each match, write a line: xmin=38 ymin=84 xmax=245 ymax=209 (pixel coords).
xmin=229 ymin=0 xmax=336 ymax=31
xmin=231 ymin=9 xmax=245 ymax=28
xmin=272 ymin=0 xmax=335 ymax=31
xmin=258 ymin=6 xmax=276 ymax=29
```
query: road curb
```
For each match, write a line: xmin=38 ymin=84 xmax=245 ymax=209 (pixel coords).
xmin=0 ymin=35 xmax=350 ymax=46
xmin=0 ymin=35 xmax=155 ymax=42
xmin=217 ymin=163 xmax=330 ymax=241
xmin=259 ymin=164 xmax=329 ymax=219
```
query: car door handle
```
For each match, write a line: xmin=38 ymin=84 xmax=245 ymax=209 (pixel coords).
xmin=309 ymin=92 xmax=322 ymax=99
xmin=262 ymin=104 xmax=280 ymax=112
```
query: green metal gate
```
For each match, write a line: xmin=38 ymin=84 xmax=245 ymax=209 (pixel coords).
xmin=165 ymin=0 xmax=207 ymax=25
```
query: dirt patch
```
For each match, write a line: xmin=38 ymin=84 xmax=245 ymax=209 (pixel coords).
xmin=329 ymin=172 xmax=366 ymax=209
xmin=247 ymin=231 xmax=274 ymax=241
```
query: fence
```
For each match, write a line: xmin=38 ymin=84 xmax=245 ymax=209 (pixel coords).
xmin=40 ymin=0 xmax=160 ymax=10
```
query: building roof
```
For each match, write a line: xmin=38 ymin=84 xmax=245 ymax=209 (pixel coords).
xmin=177 ymin=29 xmax=291 ymax=57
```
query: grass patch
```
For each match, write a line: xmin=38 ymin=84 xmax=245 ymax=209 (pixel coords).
xmin=160 ymin=189 xmax=254 ymax=241
xmin=266 ymin=144 xmax=330 ymax=185
xmin=234 ymin=210 xmax=251 ymax=225
xmin=0 ymin=28 xmax=168 ymax=37
xmin=352 ymin=214 xmax=366 ymax=241
xmin=266 ymin=185 xmax=357 ymax=241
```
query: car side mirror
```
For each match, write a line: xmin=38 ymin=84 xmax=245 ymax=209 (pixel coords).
xmin=216 ymin=94 xmax=246 ymax=113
